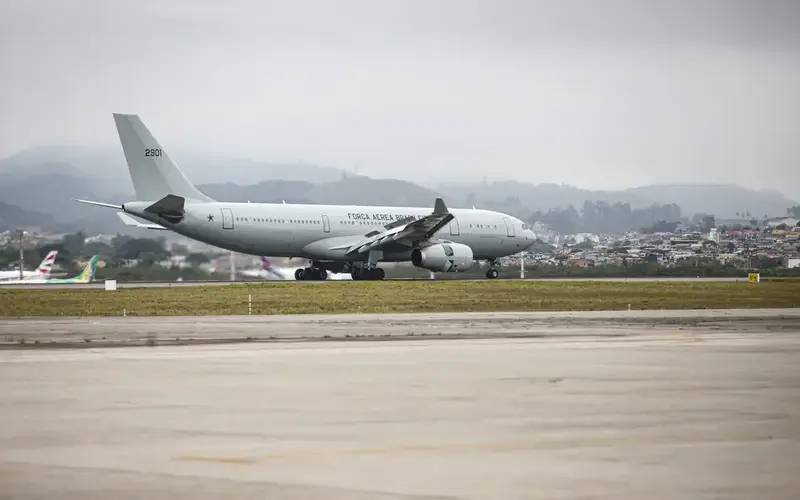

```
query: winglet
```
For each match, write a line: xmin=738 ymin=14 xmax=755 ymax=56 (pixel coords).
xmin=433 ymin=198 xmax=448 ymax=215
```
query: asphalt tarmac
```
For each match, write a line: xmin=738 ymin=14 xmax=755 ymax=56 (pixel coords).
xmin=2 ymin=309 xmax=799 ymax=499
xmin=2 ymin=308 xmax=798 ymax=348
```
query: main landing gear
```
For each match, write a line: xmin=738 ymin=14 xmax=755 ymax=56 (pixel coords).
xmin=295 ymin=267 xmax=327 ymax=281
xmin=486 ymin=259 xmax=501 ymax=279
xmin=351 ymin=267 xmax=385 ymax=280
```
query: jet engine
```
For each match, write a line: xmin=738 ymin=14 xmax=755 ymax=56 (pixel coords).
xmin=411 ymin=243 xmax=474 ymax=272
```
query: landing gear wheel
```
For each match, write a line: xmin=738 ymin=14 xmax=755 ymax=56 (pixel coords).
xmin=298 ymin=267 xmax=326 ymax=280
xmin=351 ymin=268 xmax=384 ymax=280
xmin=486 ymin=268 xmax=499 ymax=279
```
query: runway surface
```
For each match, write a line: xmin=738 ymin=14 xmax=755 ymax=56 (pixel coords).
xmin=2 ymin=308 xmax=799 ymax=348
xmin=0 ymin=276 xmax=750 ymax=289
xmin=2 ymin=309 xmax=800 ymax=498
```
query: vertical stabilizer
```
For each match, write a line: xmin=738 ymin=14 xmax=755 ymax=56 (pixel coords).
xmin=75 ymin=255 xmax=100 ymax=283
xmin=113 ymin=114 xmax=213 ymax=202
xmin=47 ymin=255 xmax=100 ymax=284
xmin=35 ymin=250 xmax=58 ymax=277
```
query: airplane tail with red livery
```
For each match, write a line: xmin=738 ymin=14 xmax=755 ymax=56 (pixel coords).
xmin=35 ymin=250 xmax=58 ymax=277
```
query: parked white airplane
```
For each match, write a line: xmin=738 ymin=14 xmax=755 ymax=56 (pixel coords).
xmin=77 ymin=114 xmax=536 ymax=280
xmin=0 ymin=250 xmax=58 ymax=282
xmin=241 ymin=256 xmax=352 ymax=281
xmin=240 ymin=256 xmax=290 ymax=280
xmin=1 ymin=256 xmax=99 ymax=284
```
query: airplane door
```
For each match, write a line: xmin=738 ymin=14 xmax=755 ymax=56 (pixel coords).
xmin=503 ymin=217 xmax=515 ymax=237
xmin=322 ymin=214 xmax=330 ymax=233
xmin=221 ymin=208 xmax=234 ymax=229
xmin=449 ymin=218 xmax=460 ymax=236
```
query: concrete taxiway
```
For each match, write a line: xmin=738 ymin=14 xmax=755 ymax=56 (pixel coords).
xmin=2 ymin=309 xmax=799 ymax=499
xmin=2 ymin=308 xmax=799 ymax=348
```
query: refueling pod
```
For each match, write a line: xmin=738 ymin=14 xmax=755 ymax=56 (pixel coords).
xmin=411 ymin=242 xmax=474 ymax=272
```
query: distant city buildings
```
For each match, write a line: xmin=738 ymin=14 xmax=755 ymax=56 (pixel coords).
xmin=513 ymin=217 xmax=800 ymax=271
xmin=3 ymin=215 xmax=800 ymax=277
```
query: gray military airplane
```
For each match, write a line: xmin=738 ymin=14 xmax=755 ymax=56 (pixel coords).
xmin=77 ymin=114 xmax=535 ymax=280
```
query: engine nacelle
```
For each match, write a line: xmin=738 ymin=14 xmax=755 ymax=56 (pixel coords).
xmin=411 ymin=243 xmax=474 ymax=272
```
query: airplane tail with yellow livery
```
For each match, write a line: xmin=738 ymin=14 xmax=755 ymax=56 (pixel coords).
xmin=47 ymin=256 xmax=99 ymax=284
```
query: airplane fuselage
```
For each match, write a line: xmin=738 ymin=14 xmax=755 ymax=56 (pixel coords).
xmin=125 ymin=201 xmax=534 ymax=262
xmin=0 ymin=271 xmax=39 ymax=282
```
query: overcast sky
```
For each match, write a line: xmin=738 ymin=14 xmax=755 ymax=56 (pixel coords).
xmin=1 ymin=0 xmax=799 ymax=198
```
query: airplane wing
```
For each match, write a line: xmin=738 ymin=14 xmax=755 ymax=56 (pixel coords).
xmin=117 ymin=212 xmax=167 ymax=230
xmin=333 ymin=198 xmax=454 ymax=255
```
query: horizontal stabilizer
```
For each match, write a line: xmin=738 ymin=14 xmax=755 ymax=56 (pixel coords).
xmin=117 ymin=212 xmax=167 ymax=230
xmin=73 ymin=199 xmax=123 ymax=210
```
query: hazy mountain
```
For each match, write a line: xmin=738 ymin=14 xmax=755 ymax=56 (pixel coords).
xmin=625 ymin=184 xmax=795 ymax=219
xmin=438 ymin=181 xmax=797 ymax=219
xmin=200 ymin=175 xmax=440 ymax=207
xmin=438 ymin=182 xmax=648 ymax=216
xmin=199 ymin=180 xmax=316 ymax=204
xmin=0 ymin=170 xmax=130 ymax=232
xmin=0 ymin=202 xmax=55 ymax=231
xmin=0 ymin=146 xmax=345 ymax=185
xmin=1 ymin=146 xmax=796 ymax=233
xmin=178 ymin=154 xmax=345 ymax=185
xmin=0 ymin=146 xmax=124 ymax=179
xmin=0 ymin=146 xmax=347 ymax=231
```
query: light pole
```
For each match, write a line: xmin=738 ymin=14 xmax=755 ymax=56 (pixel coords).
xmin=17 ymin=229 xmax=25 ymax=280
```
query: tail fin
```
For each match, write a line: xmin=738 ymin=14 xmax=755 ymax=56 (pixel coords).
xmin=74 ymin=255 xmax=99 ymax=283
xmin=113 ymin=114 xmax=213 ymax=202
xmin=46 ymin=256 xmax=100 ymax=284
xmin=35 ymin=250 xmax=58 ymax=276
